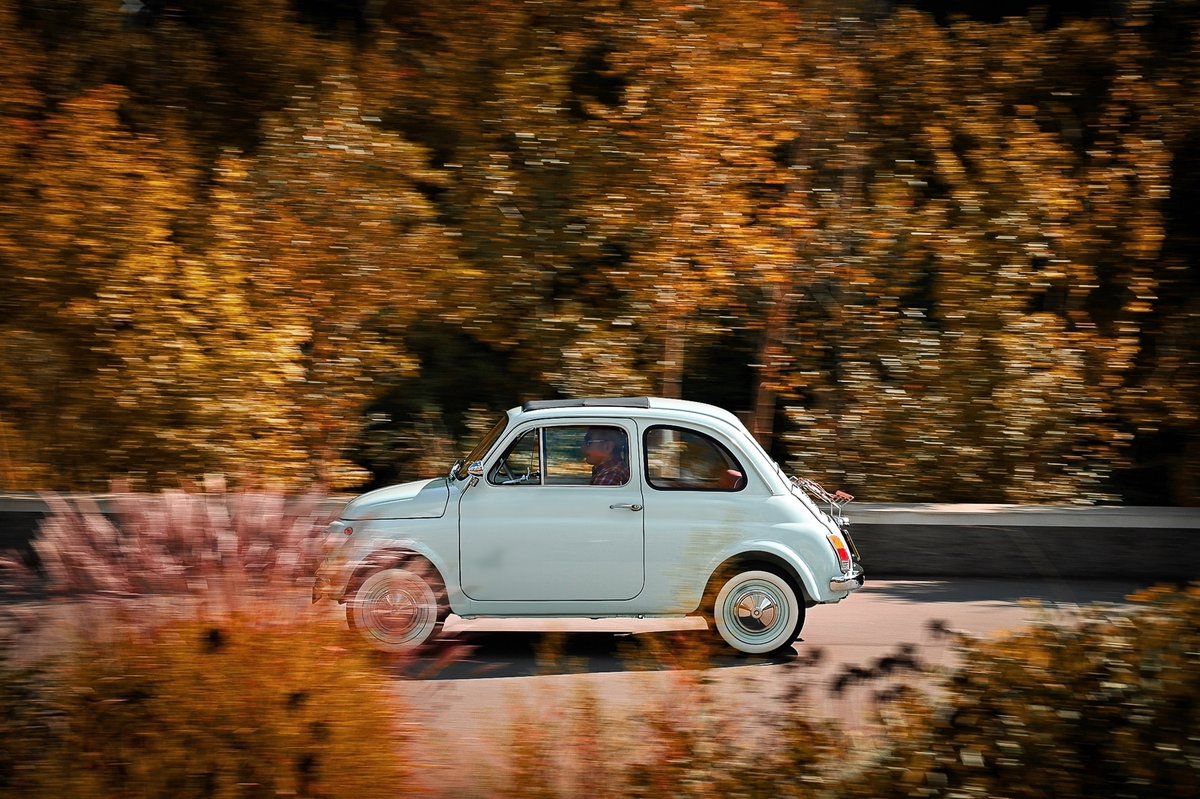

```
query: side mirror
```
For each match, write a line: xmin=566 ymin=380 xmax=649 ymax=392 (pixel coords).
xmin=467 ymin=461 xmax=485 ymax=478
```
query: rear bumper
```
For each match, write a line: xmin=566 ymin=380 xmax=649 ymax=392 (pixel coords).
xmin=830 ymin=564 xmax=865 ymax=593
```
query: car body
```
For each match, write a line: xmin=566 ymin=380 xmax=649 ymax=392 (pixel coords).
xmin=313 ymin=397 xmax=864 ymax=655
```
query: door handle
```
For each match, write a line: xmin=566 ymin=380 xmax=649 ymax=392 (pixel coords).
xmin=609 ymin=503 xmax=643 ymax=512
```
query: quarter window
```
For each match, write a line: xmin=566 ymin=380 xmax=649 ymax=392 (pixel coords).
xmin=644 ymin=426 xmax=745 ymax=491
xmin=489 ymin=429 xmax=541 ymax=485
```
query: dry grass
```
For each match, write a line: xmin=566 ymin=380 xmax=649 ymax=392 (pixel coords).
xmin=0 ymin=484 xmax=423 ymax=799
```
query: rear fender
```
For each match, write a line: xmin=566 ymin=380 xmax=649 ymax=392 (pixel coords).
xmin=703 ymin=544 xmax=820 ymax=608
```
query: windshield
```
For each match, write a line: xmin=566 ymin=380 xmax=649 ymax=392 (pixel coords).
xmin=452 ymin=413 xmax=511 ymax=480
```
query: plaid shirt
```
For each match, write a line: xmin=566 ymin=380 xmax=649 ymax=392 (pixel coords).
xmin=591 ymin=459 xmax=630 ymax=486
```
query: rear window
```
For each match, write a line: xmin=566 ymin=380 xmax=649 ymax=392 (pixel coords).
xmin=644 ymin=426 xmax=745 ymax=491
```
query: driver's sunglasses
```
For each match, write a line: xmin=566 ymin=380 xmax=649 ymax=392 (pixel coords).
xmin=582 ymin=438 xmax=607 ymax=447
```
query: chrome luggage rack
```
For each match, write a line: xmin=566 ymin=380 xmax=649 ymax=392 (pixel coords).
xmin=791 ymin=476 xmax=854 ymax=527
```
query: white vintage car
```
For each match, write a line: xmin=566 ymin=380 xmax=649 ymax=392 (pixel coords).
xmin=313 ymin=397 xmax=864 ymax=655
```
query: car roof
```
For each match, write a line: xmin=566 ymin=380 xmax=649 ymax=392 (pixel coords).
xmin=516 ymin=396 xmax=747 ymax=431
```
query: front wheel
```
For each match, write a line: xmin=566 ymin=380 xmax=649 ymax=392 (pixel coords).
xmin=346 ymin=565 xmax=446 ymax=652
xmin=712 ymin=569 xmax=804 ymax=655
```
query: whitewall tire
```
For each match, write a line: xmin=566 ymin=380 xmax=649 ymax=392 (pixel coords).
xmin=347 ymin=566 xmax=445 ymax=652
xmin=712 ymin=569 xmax=804 ymax=655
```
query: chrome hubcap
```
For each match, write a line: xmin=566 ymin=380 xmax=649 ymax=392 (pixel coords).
xmin=732 ymin=588 xmax=780 ymax=633
xmin=369 ymin=589 xmax=422 ymax=635
xmin=359 ymin=575 xmax=436 ymax=644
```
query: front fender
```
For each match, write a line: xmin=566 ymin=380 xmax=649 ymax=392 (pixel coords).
xmin=323 ymin=535 xmax=454 ymax=605
xmin=342 ymin=549 xmax=440 ymax=601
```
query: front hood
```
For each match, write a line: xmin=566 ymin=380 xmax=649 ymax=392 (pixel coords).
xmin=340 ymin=478 xmax=450 ymax=520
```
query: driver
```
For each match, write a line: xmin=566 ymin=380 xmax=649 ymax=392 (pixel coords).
xmin=583 ymin=427 xmax=629 ymax=485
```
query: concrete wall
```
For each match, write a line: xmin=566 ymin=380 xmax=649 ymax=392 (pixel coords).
xmin=0 ymin=495 xmax=50 ymax=564
xmin=847 ymin=504 xmax=1200 ymax=580
xmin=4 ymin=494 xmax=1199 ymax=581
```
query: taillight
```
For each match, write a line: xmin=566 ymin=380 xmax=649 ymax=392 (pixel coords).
xmin=344 ymin=526 xmax=354 ymax=536
xmin=827 ymin=532 xmax=852 ymax=573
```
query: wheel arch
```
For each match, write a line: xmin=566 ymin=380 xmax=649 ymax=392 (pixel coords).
xmin=343 ymin=547 xmax=446 ymax=604
xmin=705 ymin=549 xmax=817 ymax=607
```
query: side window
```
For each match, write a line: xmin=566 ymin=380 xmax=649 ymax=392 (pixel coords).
xmin=644 ymin=426 xmax=745 ymax=491
xmin=543 ymin=425 xmax=630 ymax=486
xmin=489 ymin=429 xmax=541 ymax=485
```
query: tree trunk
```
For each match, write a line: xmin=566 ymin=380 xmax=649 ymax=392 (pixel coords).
xmin=752 ymin=282 xmax=796 ymax=449
xmin=662 ymin=329 xmax=684 ymax=400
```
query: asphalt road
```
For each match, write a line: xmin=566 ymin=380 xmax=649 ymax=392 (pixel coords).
xmin=382 ymin=578 xmax=1151 ymax=795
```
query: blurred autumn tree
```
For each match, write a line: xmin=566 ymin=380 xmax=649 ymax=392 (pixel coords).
xmin=781 ymin=7 xmax=1178 ymax=504
xmin=0 ymin=0 xmax=1195 ymax=502
xmin=202 ymin=73 xmax=446 ymax=487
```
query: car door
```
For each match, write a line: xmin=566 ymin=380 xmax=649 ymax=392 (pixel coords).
xmin=458 ymin=420 xmax=646 ymax=602
xmin=638 ymin=424 xmax=756 ymax=600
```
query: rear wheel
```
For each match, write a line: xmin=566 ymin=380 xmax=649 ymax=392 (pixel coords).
xmin=346 ymin=564 xmax=446 ymax=652
xmin=711 ymin=569 xmax=804 ymax=655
